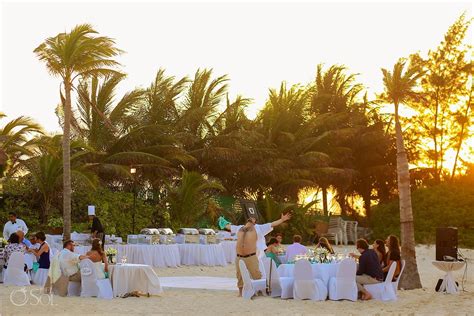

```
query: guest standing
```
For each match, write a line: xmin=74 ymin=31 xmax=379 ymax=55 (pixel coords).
xmin=89 ymin=207 xmax=105 ymax=249
xmin=226 ymin=213 xmax=292 ymax=297
xmin=3 ymin=233 xmax=26 ymax=269
xmin=285 ymin=235 xmax=307 ymax=262
xmin=3 ymin=212 xmax=28 ymax=239
xmin=29 ymin=232 xmax=50 ymax=269
xmin=351 ymin=239 xmax=383 ymax=300
xmin=383 ymin=235 xmax=402 ymax=281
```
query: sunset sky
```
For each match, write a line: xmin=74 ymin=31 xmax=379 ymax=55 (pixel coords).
xmin=1 ymin=1 xmax=472 ymax=134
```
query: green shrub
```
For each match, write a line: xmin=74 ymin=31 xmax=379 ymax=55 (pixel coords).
xmin=370 ymin=181 xmax=474 ymax=248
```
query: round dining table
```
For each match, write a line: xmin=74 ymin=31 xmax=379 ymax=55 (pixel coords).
xmin=277 ymin=262 xmax=341 ymax=287
xmin=108 ymin=263 xmax=163 ymax=297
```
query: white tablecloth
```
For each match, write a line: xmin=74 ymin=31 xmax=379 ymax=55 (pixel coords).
xmin=220 ymin=241 xmax=236 ymax=263
xmin=178 ymin=244 xmax=227 ymax=266
xmin=277 ymin=262 xmax=340 ymax=287
xmin=112 ymin=244 xmax=181 ymax=268
xmin=432 ymin=261 xmax=466 ymax=294
xmin=109 ymin=263 xmax=163 ymax=297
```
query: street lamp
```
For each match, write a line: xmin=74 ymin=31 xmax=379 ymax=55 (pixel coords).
xmin=130 ymin=167 xmax=137 ymax=234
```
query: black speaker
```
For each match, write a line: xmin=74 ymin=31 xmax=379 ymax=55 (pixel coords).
xmin=240 ymin=200 xmax=260 ymax=222
xmin=436 ymin=227 xmax=458 ymax=261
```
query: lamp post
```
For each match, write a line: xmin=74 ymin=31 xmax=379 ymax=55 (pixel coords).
xmin=130 ymin=167 xmax=137 ymax=234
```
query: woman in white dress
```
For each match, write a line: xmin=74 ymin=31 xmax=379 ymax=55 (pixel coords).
xmin=86 ymin=238 xmax=108 ymax=279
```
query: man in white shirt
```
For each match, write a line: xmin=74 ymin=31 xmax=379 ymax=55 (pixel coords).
xmin=285 ymin=235 xmax=307 ymax=262
xmin=3 ymin=212 xmax=28 ymax=239
xmin=225 ymin=213 xmax=292 ymax=297
xmin=55 ymin=240 xmax=89 ymax=296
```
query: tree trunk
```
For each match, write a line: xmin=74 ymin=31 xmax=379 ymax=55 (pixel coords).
xmin=394 ymin=102 xmax=422 ymax=289
xmin=62 ymin=80 xmax=72 ymax=241
xmin=322 ymin=186 xmax=328 ymax=216
xmin=362 ymin=190 xmax=371 ymax=220
xmin=451 ymin=86 xmax=472 ymax=180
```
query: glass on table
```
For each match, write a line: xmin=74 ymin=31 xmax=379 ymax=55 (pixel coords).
xmin=120 ymin=255 xmax=127 ymax=264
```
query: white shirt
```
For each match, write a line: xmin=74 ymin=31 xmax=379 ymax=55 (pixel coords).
xmin=3 ymin=219 xmax=28 ymax=239
xmin=230 ymin=223 xmax=273 ymax=258
xmin=59 ymin=248 xmax=81 ymax=277
xmin=286 ymin=242 xmax=308 ymax=262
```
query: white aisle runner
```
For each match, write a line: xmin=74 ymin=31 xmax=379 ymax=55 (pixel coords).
xmin=160 ymin=276 xmax=237 ymax=291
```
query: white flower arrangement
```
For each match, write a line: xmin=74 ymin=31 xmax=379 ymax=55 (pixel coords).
xmin=314 ymin=246 xmax=330 ymax=263
xmin=0 ymin=237 xmax=7 ymax=247
xmin=105 ymin=247 xmax=118 ymax=256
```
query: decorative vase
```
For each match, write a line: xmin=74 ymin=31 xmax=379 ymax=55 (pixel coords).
xmin=107 ymin=254 xmax=116 ymax=264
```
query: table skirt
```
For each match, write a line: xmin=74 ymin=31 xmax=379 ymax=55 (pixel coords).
xmin=109 ymin=264 xmax=163 ymax=297
xmin=178 ymin=244 xmax=227 ymax=266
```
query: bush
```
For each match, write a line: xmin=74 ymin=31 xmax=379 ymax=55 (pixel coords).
xmin=370 ymin=181 xmax=474 ymax=248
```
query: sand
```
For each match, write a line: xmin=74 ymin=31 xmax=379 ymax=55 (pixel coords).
xmin=1 ymin=245 xmax=473 ymax=315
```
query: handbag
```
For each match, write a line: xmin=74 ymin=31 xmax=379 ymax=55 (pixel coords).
xmin=32 ymin=262 xmax=40 ymax=272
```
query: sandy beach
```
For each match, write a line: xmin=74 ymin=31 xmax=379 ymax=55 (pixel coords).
xmin=1 ymin=245 xmax=472 ymax=315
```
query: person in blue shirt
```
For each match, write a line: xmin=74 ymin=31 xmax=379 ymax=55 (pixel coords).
xmin=350 ymin=238 xmax=384 ymax=300
xmin=16 ymin=230 xmax=32 ymax=248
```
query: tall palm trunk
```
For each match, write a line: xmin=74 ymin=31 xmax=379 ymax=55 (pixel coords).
xmin=394 ymin=102 xmax=422 ymax=289
xmin=322 ymin=186 xmax=328 ymax=216
xmin=62 ymin=80 xmax=72 ymax=241
xmin=451 ymin=87 xmax=472 ymax=180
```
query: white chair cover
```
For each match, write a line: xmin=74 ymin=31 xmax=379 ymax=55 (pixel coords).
xmin=68 ymin=281 xmax=81 ymax=297
xmin=3 ymin=252 xmax=30 ymax=286
xmin=365 ymin=262 xmax=397 ymax=301
xmin=293 ymin=260 xmax=326 ymax=300
xmin=80 ymin=259 xmax=113 ymax=299
xmin=262 ymin=257 xmax=294 ymax=299
xmin=328 ymin=258 xmax=357 ymax=301
xmin=239 ymin=260 xmax=267 ymax=300
xmin=32 ymin=268 xmax=49 ymax=287
xmin=392 ymin=260 xmax=405 ymax=292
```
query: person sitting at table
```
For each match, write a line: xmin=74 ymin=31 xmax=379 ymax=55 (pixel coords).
xmin=383 ymin=235 xmax=402 ymax=281
xmin=265 ymin=238 xmax=282 ymax=267
xmin=285 ymin=235 xmax=307 ymax=262
xmin=86 ymin=238 xmax=108 ymax=279
xmin=28 ymin=231 xmax=50 ymax=269
xmin=55 ymin=240 xmax=90 ymax=296
xmin=16 ymin=230 xmax=32 ymax=249
xmin=350 ymin=239 xmax=384 ymax=300
xmin=373 ymin=239 xmax=387 ymax=267
xmin=315 ymin=237 xmax=335 ymax=254
xmin=3 ymin=232 xmax=27 ymax=270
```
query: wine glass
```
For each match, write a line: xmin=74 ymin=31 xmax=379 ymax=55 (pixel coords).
xmin=121 ymin=255 xmax=127 ymax=264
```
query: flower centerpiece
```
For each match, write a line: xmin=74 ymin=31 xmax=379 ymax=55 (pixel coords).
xmin=314 ymin=246 xmax=330 ymax=263
xmin=0 ymin=237 xmax=7 ymax=248
xmin=105 ymin=247 xmax=118 ymax=264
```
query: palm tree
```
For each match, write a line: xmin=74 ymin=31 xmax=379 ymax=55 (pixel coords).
xmin=24 ymin=135 xmax=98 ymax=223
xmin=163 ymin=170 xmax=225 ymax=227
xmin=380 ymin=58 xmax=423 ymax=289
xmin=0 ymin=113 xmax=43 ymax=177
xmin=34 ymin=24 xmax=122 ymax=240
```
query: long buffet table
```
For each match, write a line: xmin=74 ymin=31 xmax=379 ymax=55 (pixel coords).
xmin=70 ymin=241 xmax=237 ymax=268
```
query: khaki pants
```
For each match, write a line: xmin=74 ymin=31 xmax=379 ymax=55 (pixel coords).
xmin=51 ymin=272 xmax=81 ymax=297
xmin=356 ymin=274 xmax=381 ymax=292
xmin=235 ymin=255 xmax=262 ymax=289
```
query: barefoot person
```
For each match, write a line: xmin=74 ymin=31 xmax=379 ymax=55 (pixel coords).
xmin=225 ymin=213 xmax=291 ymax=297
xmin=351 ymin=239 xmax=384 ymax=300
